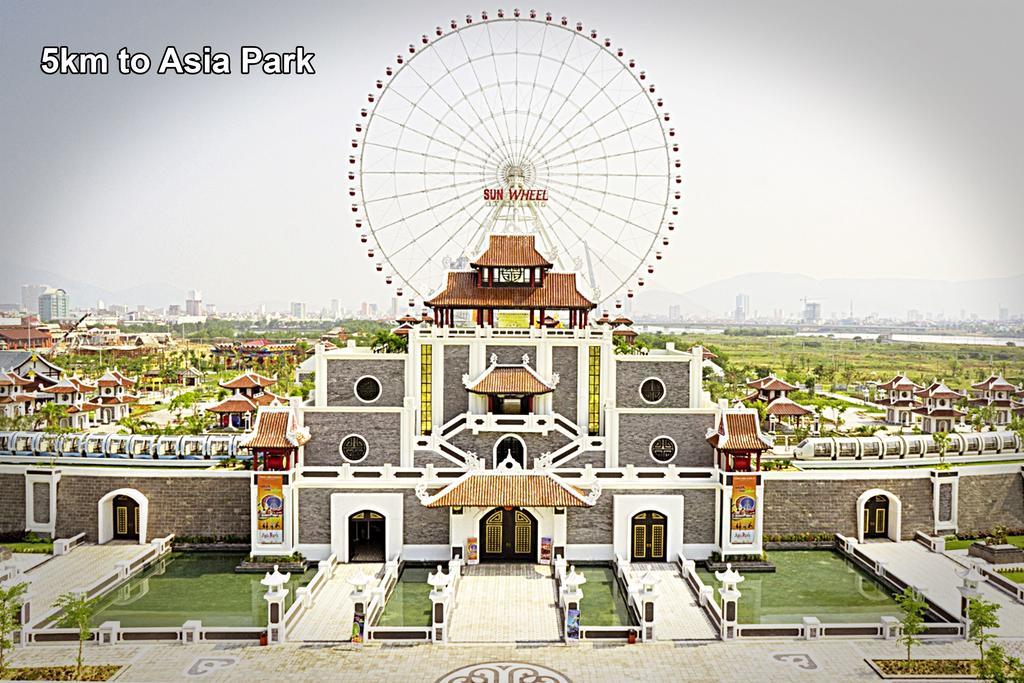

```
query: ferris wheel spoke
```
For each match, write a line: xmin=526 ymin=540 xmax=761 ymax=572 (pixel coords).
xmin=522 ymin=27 xmax=580 ymax=167
xmin=516 ymin=23 xmax=549 ymax=168
xmin=398 ymin=201 xmax=491 ymax=286
xmin=399 ymin=61 xmax=508 ymax=165
xmin=454 ymin=30 xmax=517 ymax=164
xmin=484 ymin=22 xmax=518 ymax=166
xmin=531 ymin=201 xmax=585 ymax=273
xmin=546 ymin=192 xmax=647 ymax=259
xmin=372 ymin=179 xmax=490 ymax=233
xmin=546 ymin=172 xmax=667 ymax=178
xmin=363 ymin=141 xmax=486 ymax=169
xmin=534 ymin=200 xmax=625 ymax=291
xmin=362 ymin=171 xmax=484 ymax=176
xmin=542 ymin=175 xmax=665 ymax=208
xmin=552 ymin=188 xmax=658 ymax=240
xmin=542 ymin=114 xmax=660 ymax=167
xmin=371 ymin=105 xmax=492 ymax=166
xmin=363 ymin=175 xmax=486 ymax=204
xmin=545 ymin=144 xmax=668 ymax=171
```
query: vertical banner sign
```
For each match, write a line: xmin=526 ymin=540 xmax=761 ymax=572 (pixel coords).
xmin=256 ymin=475 xmax=284 ymax=544
xmin=465 ymin=536 xmax=479 ymax=565
xmin=729 ymin=475 xmax=758 ymax=545
xmin=540 ymin=536 xmax=553 ymax=564
xmin=566 ymin=608 xmax=580 ymax=641
xmin=351 ymin=612 xmax=365 ymax=644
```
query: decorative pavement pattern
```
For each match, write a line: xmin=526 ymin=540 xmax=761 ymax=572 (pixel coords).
xmin=448 ymin=563 xmax=562 ymax=643
xmin=6 ymin=637 xmax=1023 ymax=682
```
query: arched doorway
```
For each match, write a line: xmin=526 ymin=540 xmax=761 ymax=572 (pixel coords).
xmin=863 ymin=495 xmax=889 ymax=539
xmin=630 ymin=510 xmax=667 ymax=561
xmin=479 ymin=507 xmax=536 ymax=562
xmin=112 ymin=495 xmax=140 ymax=541
xmin=349 ymin=510 xmax=386 ymax=561
xmin=493 ymin=435 xmax=526 ymax=469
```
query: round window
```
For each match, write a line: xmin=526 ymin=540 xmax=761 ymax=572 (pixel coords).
xmin=650 ymin=436 xmax=677 ymax=463
xmin=340 ymin=435 xmax=368 ymax=462
xmin=639 ymin=378 xmax=666 ymax=404
xmin=354 ymin=376 xmax=382 ymax=403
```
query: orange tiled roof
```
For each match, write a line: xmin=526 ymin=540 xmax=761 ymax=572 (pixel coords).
xmin=971 ymin=375 xmax=1016 ymax=391
xmin=466 ymin=365 xmax=554 ymax=395
xmin=878 ymin=374 xmax=922 ymax=391
xmin=220 ymin=372 xmax=276 ymax=390
xmin=240 ymin=408 xmax=310 ymax=449
xmin=207 ymin=394 xmax=257 ymax=413
xmin=765 ymin=396 xmax=813 ymax=416
xmin=471 ymin=235 xmax=552 ymax=268
xmin=914 ymin=381 xmax=965 ymax=400
xmin=423 ymin=473 xmax=591 ymax=508
xmin=746 ymin=375 xmax=798 ymax=392
xmin=707 ymin=411 xmax=773 ymax=451
xmin=425 ymin=272 xmax=594 ymax=309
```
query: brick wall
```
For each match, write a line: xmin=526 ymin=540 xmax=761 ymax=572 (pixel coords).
xmin=54 ymin=474 xmax=249 ymax=541
xmin=616 ymin=413 xmax=715 ymax=467
xmin=33 ymin=482 xmax=49 ymax=524
xmin=762 ymin=477 xmax=933 ymax=539
xmin=957 ymin=473 xmax=1024 ymax=533
xmin=302 ymin=411 xmax=402 ymax=467
xmin=296 ymin=487 xmax=447 ymax=545
xmin=614 ymin=359 xmax=690 ymax=409
xmin=442 ymin=344 xmax=470 ymax=423
xmin=0 ymin=474 xmax=25 ymax=534
xmin=326 ymin=357 xmax=406 ymax=407
xmin=567 ymin=488 xmax=716 ymax=545
xmin=551 ymin=346 xmax=578 ymax=422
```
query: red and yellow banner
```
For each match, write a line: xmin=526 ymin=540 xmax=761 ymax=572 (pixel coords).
xmin=729 ymin=475 xmax=757 ymax=545
xmin=256 ymin=475 xmax=284 ymax=544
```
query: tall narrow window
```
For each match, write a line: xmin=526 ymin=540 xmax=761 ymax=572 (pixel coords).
xmin=420 ymin=344 xmax=433 ymax=434
xmin=588 ymin=346 xmax=601 ymax=435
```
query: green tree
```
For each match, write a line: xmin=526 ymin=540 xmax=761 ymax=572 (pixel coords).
xmin=369 ymin=330 xmax=408 ymax=354
xmin=53 ymin=591 xmax=96 ymax=681
xmin=933 ymin=431 xmax=950 ymax=466
xmin=967 ymin=597 xmax=1001 ymax=661
xmin=0 ymin=582 xmax=28 ymax=676
xmin=35 ymin=403 xmax=70 ymax=434
xmin=895 ymin=587 xmax=927 ymax=662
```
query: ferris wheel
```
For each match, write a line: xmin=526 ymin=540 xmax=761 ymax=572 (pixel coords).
xmin=351 ymin=9 xmax=679 ymax=309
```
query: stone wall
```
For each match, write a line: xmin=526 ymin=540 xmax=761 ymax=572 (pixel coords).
xmin=614 ymin=359 xmax=690 ymax=409
xmin=33 ymin=482 xmax=49 ymax=524
xmin=326 ymin=357 xmax=406 ymax=407
xmin=296 ymin=487 xmax=447 ymax=545
xmin=551 ymin=346 xmax=578 ymax=422
xmin=762 ymin=477 xmax=933 ymax=539
xmin=442 ymin=344 xmax=470 ymax=423
xmin=567 ymin=488 xmax=716 ymax=545
xmin=485 ymin=345 xmax=536 ymax=365
xmin=54 ymin=474 xmax=249 ymax=541
xmin=0 ymin=474 xmax=25 ymax=534
xmin=957 ymin=473 xmax=1024 ymax=532
xmin=302 ymin=412 xmax=402 ymax=467
xmin=616 ymin=413 xmax=715 ymax=467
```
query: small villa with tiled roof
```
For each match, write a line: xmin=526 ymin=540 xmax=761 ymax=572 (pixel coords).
xmin=463 ymin=353 xmax=558 ymax=417
xmin=743 ymin=373 xmax=799 ymax=403
xmin=209 ymin=371 xmax=286 ymax=429
xmin=741 ymin=373 xmax=812 ymax=430
xmin=912 ymin=381 xmax=966 ymax=433
xmin=968 ymin=374 xmax=1016 ymax=426
xmin=38 ymin=376 xmax=99 ymax=429
xmin=874 ymin=374 xmax=923 ymax=426
xmin=89 ymin=369 xmax=139 ymax=424
xmin=706 ymin=408 xmax=773 ymax=471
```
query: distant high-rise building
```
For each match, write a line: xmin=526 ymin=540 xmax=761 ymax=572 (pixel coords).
xmin=185 ymin=289 xmax=203 ymax=316
xmin=38 ymin=288 xmax=69 ymax=321
xmin=801 ymin=300 xmax=822 ymax=325
xmin=999 ymin=306 xmax=1009 ymax=322
xmin=167 ymin=304 xmax=183 ymax=316
xmin=290 ymin=302 xmax=307 ymax=319
xmin=21 ymin=284 xmax=48 ymax=314
xmin=330 ymin=299 xmax=341 ymax=318
xmin=907 ymin=309 xmax=923 ymax=323
xmin=205 ymin=303 xmax=217 ymax=316
xmin=96 ymin=299 xmax=106 ymax=311
xmin=668 ymin=304 xmax=681 ymax=320
xmin=734 ymin=293 xmax=750 ymax=322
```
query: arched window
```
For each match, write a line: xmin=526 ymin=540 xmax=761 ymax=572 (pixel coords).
xmin=494 ymin=435 xmax=526 ymax=469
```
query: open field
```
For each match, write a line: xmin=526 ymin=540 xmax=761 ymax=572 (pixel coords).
xmin=646 ymin=332 xmax=1024 ymax=388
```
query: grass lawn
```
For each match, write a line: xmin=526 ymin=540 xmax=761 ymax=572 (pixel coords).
xmin=3 ymin=539 xmax=53 ymax=554
xmin=998 ymin=570 xmax=1024 ymax=584
xmin=944 ymin=535 xmax=1024 ymax=551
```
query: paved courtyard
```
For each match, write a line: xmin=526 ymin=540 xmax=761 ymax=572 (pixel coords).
xmin=289 ymin=563 xmax=382 ymax=642
xmin=630 ymin=562 xmax=716 ymax=640
xmin=857 ymin=541 xmax=1024 ymax=637
xmin=448 ymin=564 xmax=562 ymax=643
xmin=6 ymin=633 xmax=1022 ymax=681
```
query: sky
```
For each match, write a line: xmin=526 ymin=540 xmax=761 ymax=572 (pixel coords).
xmin=1 ymin=0 xmax=1022 ymax=312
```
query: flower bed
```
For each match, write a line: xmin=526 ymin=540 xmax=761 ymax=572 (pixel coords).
xmin=1 ymin=665 xmax=122 ymax=681
xmin=869 ymin=659 xmax=976 ymax=679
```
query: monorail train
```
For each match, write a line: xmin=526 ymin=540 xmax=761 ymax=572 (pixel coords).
xmin=795 ymin=430 xmax=1021 ymax=460
xmin=0 ymin=431 xmax=252 ymax=461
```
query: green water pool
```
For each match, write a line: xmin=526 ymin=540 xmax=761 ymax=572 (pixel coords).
xmin=579 ymin=566 xmax=631 ymax=626
xmin=697 ymin=550 xmax=901 ymax=624
xmin=377 ymin=566 xmax=432 ymax=627
xmin=90 ymin=553 xmax=313 ymax=628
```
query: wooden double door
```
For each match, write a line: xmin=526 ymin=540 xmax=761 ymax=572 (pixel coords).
xmin=864 ymin=495 xmax=889 ymax=538
xmin=631 ymin=511 xmax=667 ymax=561
xmin=113 ymin=495 xmax=139 ymax=541
xmin=480 ymin=507 xmax=536 ymax=562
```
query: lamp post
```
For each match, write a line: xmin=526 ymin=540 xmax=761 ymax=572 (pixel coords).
xmin=347 ymin=569 xmax=372 ymax=643
xmin=427 ymin=564 xmax=452 ymax=642
xmin=261 ymin=564 xmax=291 ymax=644
xmin=957 ymin=563 xmax=984 ymax=636
xmin=561 ymin=565 xmax=586 ymax=644
xmin=638 ymin=570 xmax=661 ymax=642
xmin=714 ymin=563 xmax=744 ymax=640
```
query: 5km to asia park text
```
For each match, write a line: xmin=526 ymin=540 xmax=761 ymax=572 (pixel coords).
xmin=39 ymin=46 xmax=316 ymax=76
